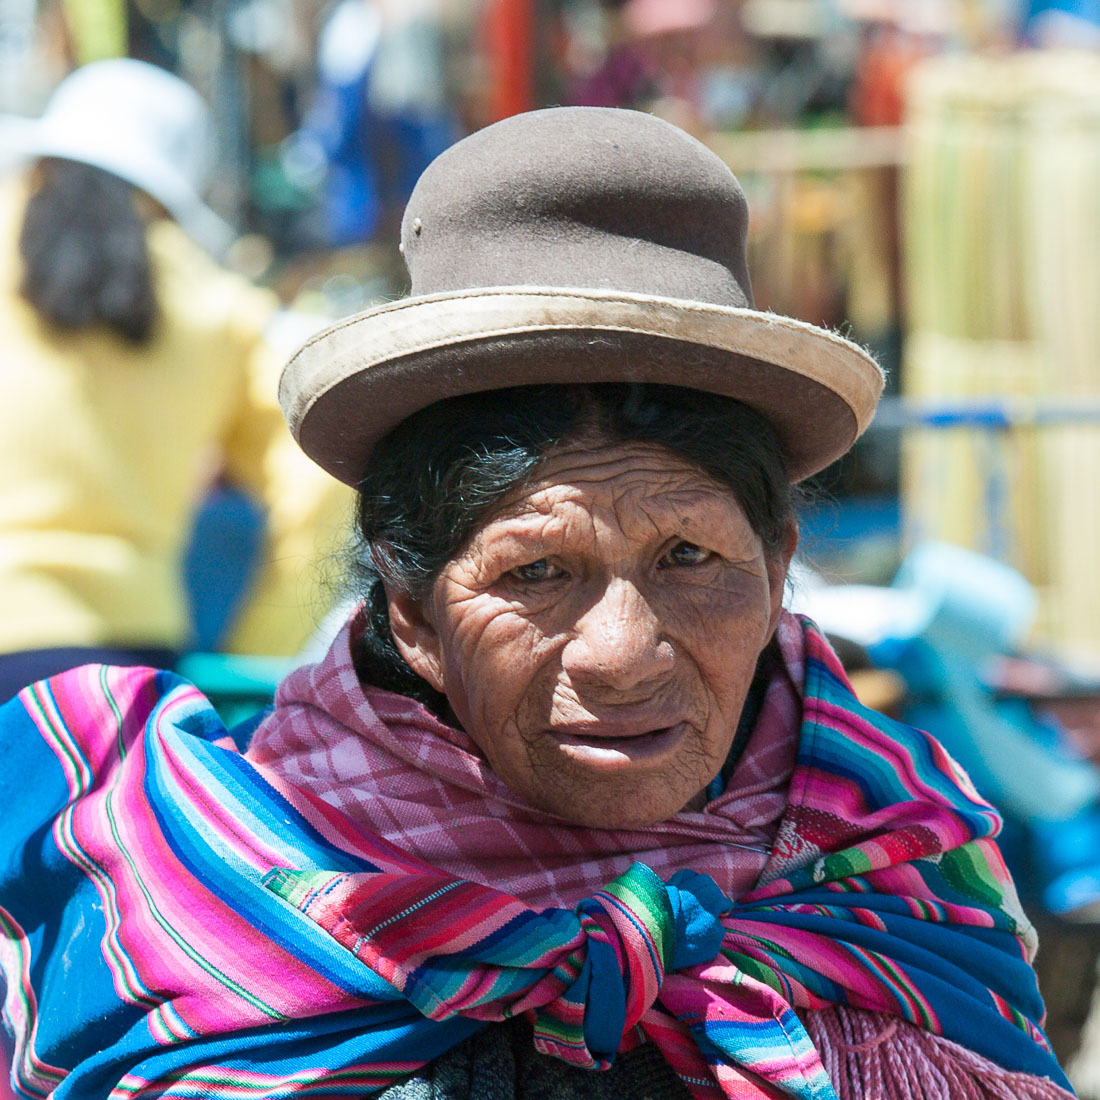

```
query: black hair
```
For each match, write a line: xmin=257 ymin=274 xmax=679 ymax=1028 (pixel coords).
xmin=351 ymin=382 xmax=797 ymax=710
xmin=19 ymin=159 xmax=157 ymax=344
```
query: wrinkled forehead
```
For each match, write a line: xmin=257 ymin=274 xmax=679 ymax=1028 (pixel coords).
xmin=470 ymin=440 xmax=753 ymax=543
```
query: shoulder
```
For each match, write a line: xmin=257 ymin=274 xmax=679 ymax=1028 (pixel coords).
xmin=146 ymin=218 xmax=277 ymax=341
xmin=3 ymin=664 xmax=182 ymax=771
xmin=0 ymin=663 xmax=231 ymax=828
xmin=793 ymin=612 xmax=998 ymax=825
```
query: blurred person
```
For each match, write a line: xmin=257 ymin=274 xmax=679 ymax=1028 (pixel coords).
xmin=0 ymin=58 xmax=349 ymax=703
xmin=565 ymin=0 xmax=763 ymax=132
xmin=568 ymin=0 xmax=717 ymax=123
xmin=286 ymin=0 xmax=459 ymax=248
xmin=843 ymin=1 xmax=949 ymax=128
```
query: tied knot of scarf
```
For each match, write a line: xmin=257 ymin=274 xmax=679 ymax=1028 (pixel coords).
xmin=264 ymin=862 xmax=731 ymax=1069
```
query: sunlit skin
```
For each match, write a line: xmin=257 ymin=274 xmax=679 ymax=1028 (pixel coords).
xmin=386 ymin=439 xmax=796 ymax=829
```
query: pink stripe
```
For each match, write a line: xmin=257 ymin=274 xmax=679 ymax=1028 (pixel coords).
xmin=0 ymin=907 xmax=67 ymax=1097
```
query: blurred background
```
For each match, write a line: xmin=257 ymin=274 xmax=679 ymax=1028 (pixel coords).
xmin=5 ymin=0 xmax=1100 ymax=1092
xmin=6 ymin=0 xmax=1100 ymax=648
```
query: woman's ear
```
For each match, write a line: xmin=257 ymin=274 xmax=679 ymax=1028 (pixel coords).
xmin=766 ymin=520 xmax=799 ymax=637
xmin=385 ymin=585 xmax=447 ymax=694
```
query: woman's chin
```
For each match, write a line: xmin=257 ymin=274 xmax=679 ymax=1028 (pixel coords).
xmin=473 ymin=715 xmax=728 ymax=828
xmin=516 ymin=741 xmax=715 ymax=829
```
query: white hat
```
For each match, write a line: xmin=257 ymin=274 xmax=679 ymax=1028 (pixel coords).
xmin=0 ymin=58 xmax=234 ymax=256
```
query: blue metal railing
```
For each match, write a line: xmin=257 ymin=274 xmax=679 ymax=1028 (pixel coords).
xmin=869 ymin=396 xmax=1100 ymax=431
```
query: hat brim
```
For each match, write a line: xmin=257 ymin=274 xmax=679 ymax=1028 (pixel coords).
xmin=280 ymin=287 xmax=884 ymax=485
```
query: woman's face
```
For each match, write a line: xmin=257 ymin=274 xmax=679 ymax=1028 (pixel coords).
xmin=387 ymin=440 xmax=794 ymax=829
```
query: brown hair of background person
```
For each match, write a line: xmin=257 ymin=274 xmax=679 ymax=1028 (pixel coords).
xmin=20 ymin=159 xmax=157 ymax=342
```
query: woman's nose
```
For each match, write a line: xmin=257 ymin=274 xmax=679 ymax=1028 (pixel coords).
xmin=561 ymin=578 xmax=674 ymax=690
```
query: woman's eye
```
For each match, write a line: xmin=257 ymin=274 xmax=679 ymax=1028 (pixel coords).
xmin=661 ymin=541 xmax=711 ymax=568
xmin=509 ymin=559 xmax=563 ymax=583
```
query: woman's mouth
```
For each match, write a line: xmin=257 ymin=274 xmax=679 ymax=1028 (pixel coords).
xmin=545 ymin=722 xmax=688 ymax=765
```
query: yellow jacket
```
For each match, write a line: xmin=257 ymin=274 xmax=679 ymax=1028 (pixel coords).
xmin=0 ymin=178 xmax=350 ymax=656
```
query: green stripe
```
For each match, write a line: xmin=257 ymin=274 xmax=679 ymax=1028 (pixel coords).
xmin=600 ymin=864 xmax=672 ymax=970
xmin=0 ymin=912 xmax=66 ymax=1093
xmin=101 ymin=664 xmax=128 ymax=761
xmin=870 ymin=950 xmax=935 ymax=1030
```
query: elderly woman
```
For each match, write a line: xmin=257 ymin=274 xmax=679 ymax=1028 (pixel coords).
xmin=0 ymin=109 xmax=1075 ymax=1100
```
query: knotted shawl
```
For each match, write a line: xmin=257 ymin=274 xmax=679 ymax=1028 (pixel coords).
xmin=0 ymin=616 xmax=1069 ymax=1099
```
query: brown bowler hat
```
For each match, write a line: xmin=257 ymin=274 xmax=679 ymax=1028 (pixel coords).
xmin=280 ymin=107 xmax=883 ymax=485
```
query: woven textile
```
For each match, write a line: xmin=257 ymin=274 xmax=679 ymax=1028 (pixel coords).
xmin=0 ymin=614 xmax=1071 ymax=1098
xmin=247 ymin=611 xmax=805 ymax=908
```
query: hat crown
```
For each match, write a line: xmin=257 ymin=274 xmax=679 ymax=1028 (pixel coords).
xmin=400 ymin=107 xmax=754 ymax=309
xmin=281 ymin=106 xmax=884 ymax=490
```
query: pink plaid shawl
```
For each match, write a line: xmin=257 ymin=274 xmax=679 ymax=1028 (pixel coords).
xmin=247 ymin=611 xmax=804 ymax=908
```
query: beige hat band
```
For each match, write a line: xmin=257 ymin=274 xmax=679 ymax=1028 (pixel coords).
xmin=281 ymin=287 xmax=883 ymax=437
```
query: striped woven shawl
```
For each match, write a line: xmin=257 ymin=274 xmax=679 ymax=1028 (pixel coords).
xmin=0 ymin=617 xmax=1069 ymax=1098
